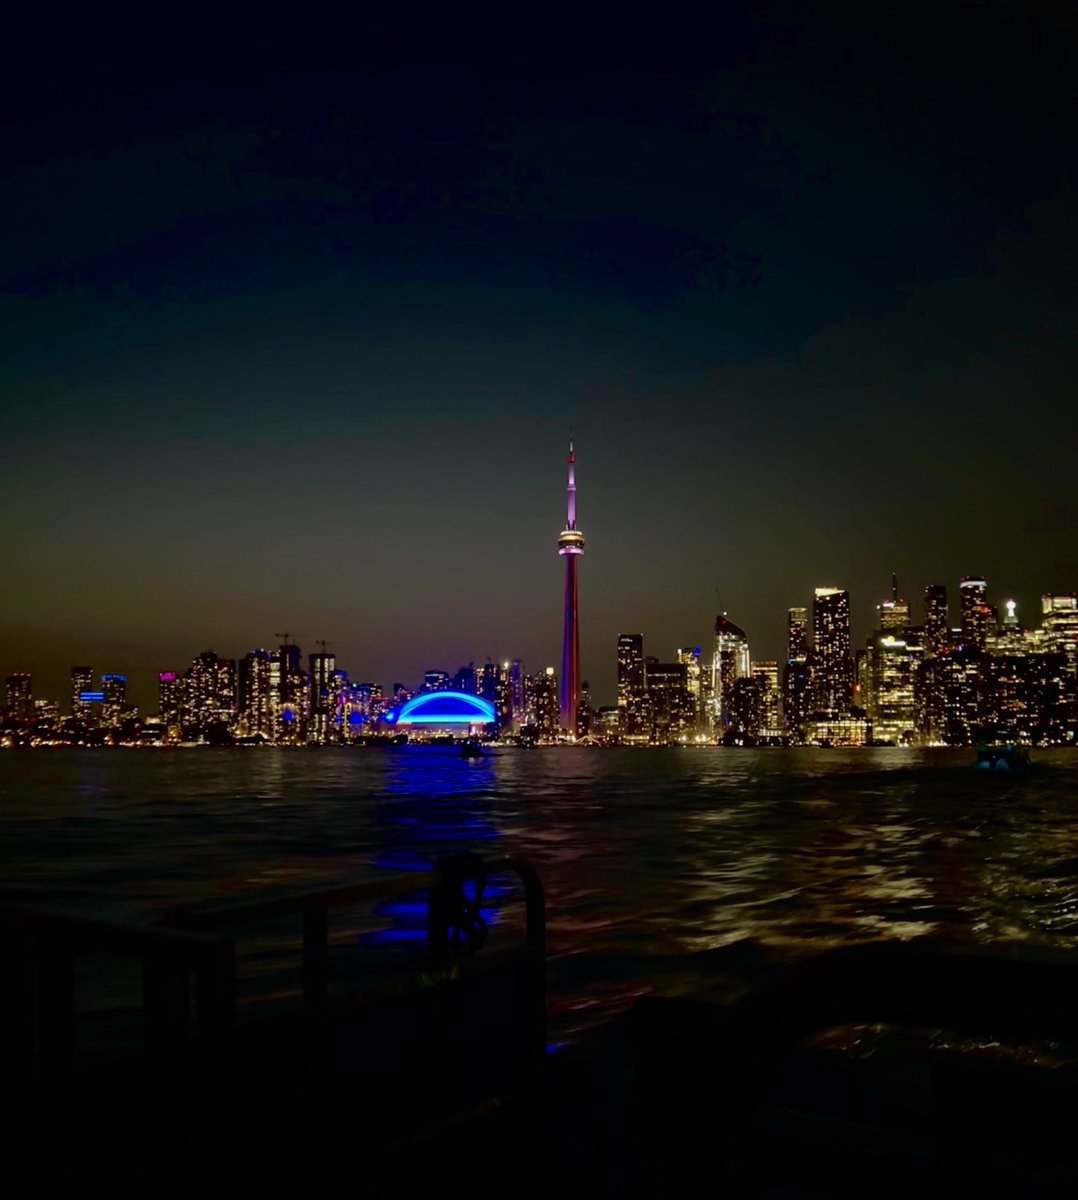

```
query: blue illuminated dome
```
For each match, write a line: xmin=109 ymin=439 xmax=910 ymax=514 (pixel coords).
xmin=386 ymin=690 xmax=495 ymax=726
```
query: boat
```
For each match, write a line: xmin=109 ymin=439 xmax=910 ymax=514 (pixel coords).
xmin=974 ymin=743 xmax=1031 ymax=770
xmin=459 ymin=737 xmax=485 ymax=759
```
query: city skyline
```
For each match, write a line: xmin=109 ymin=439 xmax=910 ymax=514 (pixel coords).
xmin=2 ymin=8 xmax=1075 ymax=712
xmin=3 ymin=569 xmax=1072 ymax=726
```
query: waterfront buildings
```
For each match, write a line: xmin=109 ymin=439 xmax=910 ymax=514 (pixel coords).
xmin=924 ymin=585 xmax=949 ymax=656
xmin=616 ymin=634 xmax=646 ymax=739
xmin=810 ymin=588 xmax=853 ymax=717
xmin=712 ymin=614 xmax=750 ymax=733
xmin=5 ymin=673 xmax=32 ymax=725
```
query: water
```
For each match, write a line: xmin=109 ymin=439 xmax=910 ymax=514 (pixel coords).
xmin=3 ymin=746 xmax=1078 ymax=1040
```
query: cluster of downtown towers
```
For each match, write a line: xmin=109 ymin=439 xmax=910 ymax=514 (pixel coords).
xmin=3 ymin=579 xmax=1078 ymax=748
xmin=3 ymin=442 xmax=1077 ymax=746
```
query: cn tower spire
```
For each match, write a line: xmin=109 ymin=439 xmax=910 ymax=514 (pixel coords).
xmin=558 ymin=436 xmax=585 ymax=737
xmin=566 ymin=437 xmax=576 ymax=529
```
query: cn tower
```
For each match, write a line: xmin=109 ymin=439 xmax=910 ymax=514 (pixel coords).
xmin=558 ymin=438 xmax=585 ymax=736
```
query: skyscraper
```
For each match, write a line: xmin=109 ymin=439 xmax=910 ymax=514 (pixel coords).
xmin=158 ymin=672 xmax=182 ymax=727
xmin=811 ymin=587 xmax=853 ymax=715
xmin=101 ymin=674 xmax=127 ymax=729
xmin=5 ymin=673 xmax=32 ymax=725
xmin=877 ymin=575 xmax=910 ymax=632
xmin=711 ymin=614 xmax=750 ymax=731
xmin=557 ymin=439 xmax=585 ymax=736
xmin=239 ymin=650 xmax=273 ymax=739
xmin=309 ymin=650 xmax=336 ymax=743
xmin=71 ymin=666 xmax=93 ymax=720
xmin=786 ymin=608 xmax=809 ymax=663
xmin=617 ymin=634 xmax=645 ymax=737
xmin=924 ymin=585 xmax=949 ymax=656
xmin=959 ymin=576 xmax=991 ymax=651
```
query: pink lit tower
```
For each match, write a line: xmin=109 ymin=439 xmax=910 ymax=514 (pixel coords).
xmin=558 ymin=438 xmax=585 ymax=736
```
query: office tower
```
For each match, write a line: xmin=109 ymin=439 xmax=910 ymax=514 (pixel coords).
xmin=478 ymin=663 xmax=499 ymax=706
xmin=237 ymin=650 xmax=273 ymax=739
xmin=308 ymin=650 xmax=336 ymax=743
xmin=101 ymin=674 xmax=127 ymax=729
xmin=452 ymin=664 xmax=477 ymax=695
xmin=750 ymin=661 xmax=781 ymax=737
xmin=182 ymin=651 xmax=235 ymax=736
xmin=877 ymin=575 xmax=910 ymax=633
xmin=644 ymin=661 xmax=692 ymax=742
xmin=811 ymin=588 xmax=853 ymax=715
xmin=158 ymin=672 xmax=182 ymax=727
xmin=617 ymin=634 xmax=646 ymax=738
xmin=712 ymin=614 xmax=750 ymax=731
xmin=786 ymin=608 xmax=809 ymax=663
xmin=677 ymin=646 xmax=705 ymax=732
xmin=558 ymin=439 xmax=585 ymax=737
xmin=274 ymin=639 xmax=307 ymax=742
xmin=869 ymin=632 xmax=922 ymax=744
xmin=1041 ymin=594 xmax=1078 ymax=726
xmin=71 ymin=666 xmax=93 ymax=720
xmin=508 ymin=660 xmax=525 ymax=725
xmin=923 ymin=585 xmax=949 ymax=656
xmin=959 ymin=576 xmax=991 ymax=651
xmin=423 ymin=670 xmax=450 ymax=693
xmin=578 ymin=680 xmax=593 ymax=737
xmin=727 ymin=676 xmax=765 ymax=741
xmin=916 ymin=648 xmax=985 ymax=744
xmin=533 ymin=667 xmax=560 ymax=738
xmin=782 ymin=609 xmax=810 ymax=741
xmin=5 ymin=673 xmax=32 ymax=725
xmin=1041 ymin=595 xmax=1078 ymax=670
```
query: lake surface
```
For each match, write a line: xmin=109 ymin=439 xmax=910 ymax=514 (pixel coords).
xmin=3 ymin=746 xmax=1078 ymax=1040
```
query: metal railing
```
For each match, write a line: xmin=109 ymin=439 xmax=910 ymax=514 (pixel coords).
xmin=160 ymin=853 xmax=545 ymax=1017
xmin=1 ymin=854 xmax=545 ymax=1090
xmin=664 ymin=939 xmax=1078 ymax=1195
xmin=0 ymin=905 xmax=235 ymax=1087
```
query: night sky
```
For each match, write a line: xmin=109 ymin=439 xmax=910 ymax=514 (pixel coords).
xmin=2 ymin=4 xmax=1075 ymax=709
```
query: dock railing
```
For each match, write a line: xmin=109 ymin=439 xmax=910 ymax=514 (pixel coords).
xmin=0 ymin=904 xmax=235 ymax=1088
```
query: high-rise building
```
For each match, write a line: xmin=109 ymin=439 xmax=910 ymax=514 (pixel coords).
xmin=238 ymin=650 xmax=273 ymax=740
xmin=423 ymin=670 xmax=450 ymax=693
xmin=644 ymin=661 xmax=693 ymax=742
xmin=183 ymin=651 xmax=236 ymax=736
xmin=533 ymin=667 xmax=560 ymax=738
xmin=507 ymin=660 xmax=525 ymax=727
xmin=786 ymin=608 xmax=809 ymax=663
xmin=677 ymin=646 xmax=706 ymax=732
xmin=5 ymin=673 xmax=32 ymax=725
xmin=810 ymin=587 xmax=853 ymax=715
xmin=101 ymin=674 xmax=127 ymax=729
xmin=750 ymin=661 xmax=781 ymax=738
xmin=869 ymin=633 xmax=922 ymax=743
xmin=959 ymin=577 xmax=991 ymax=651
xmin=557 ymin=439 xmax=585 ymax=737
xmin=71 ymin=666 xmax=93 ymax=721
xmin=923 ymin=585 xmax=949 ymax=656
xmin=712 ymin=614 xmax=750 ymax=732
xmin=309 ymin=650 xmax=336 ymax=743
xmin=782 ymin=608 xmax=810 ymax=742
xmin=452 ymin=664 xmax=477 ymax=695
xmin=877 ymin=575 xmax=910 ymax=633
xmin=158 ymin=672 xmax=182 ymax=727
xmin=617 ymin=634 xmax=646 ymax=738
xmin=274 ymin=640 xmax=307 ymax=742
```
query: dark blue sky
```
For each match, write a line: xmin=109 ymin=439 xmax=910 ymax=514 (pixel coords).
xmin=2 ymin=3 xmax=1076 ymax=708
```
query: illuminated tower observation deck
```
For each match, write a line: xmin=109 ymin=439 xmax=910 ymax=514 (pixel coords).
xmin=558 ymin=439 xmax=585 ymax=736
